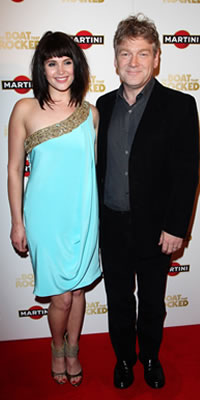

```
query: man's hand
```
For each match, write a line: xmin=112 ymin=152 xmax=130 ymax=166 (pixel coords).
xmin=158 ymin=231 xmax=183 ymax=254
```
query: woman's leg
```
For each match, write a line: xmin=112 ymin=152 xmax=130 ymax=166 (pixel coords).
xmin=66 ymin=289 xmax=85 ymax=385
xmin=48 ymin=291 xmax=72 ymax=383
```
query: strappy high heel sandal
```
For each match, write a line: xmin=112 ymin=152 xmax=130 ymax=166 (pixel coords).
xmin=51 ymin=341 xmax=67 ymax=384
xmin=64 ymin=333 xmax=83 ymax=387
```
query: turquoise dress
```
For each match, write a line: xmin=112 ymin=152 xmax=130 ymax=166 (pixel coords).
xmin=24 ymin=101 xmax=101 ymax=297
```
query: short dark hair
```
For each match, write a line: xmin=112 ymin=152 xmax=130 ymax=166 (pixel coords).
xmin=114 ymin=14 xmax=160 ymax=56
xmin=31 ymin=31 xmax=90 ymax=108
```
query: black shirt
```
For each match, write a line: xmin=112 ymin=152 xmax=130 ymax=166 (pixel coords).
xmin=104 ymin=78 xmax=155 ymax=211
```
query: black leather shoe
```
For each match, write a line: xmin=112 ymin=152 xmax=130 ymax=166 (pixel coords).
xmin=142 ymin=359 xmax=165 ymax=389
xmin=114 ymin=360 xmax=134 ymax=389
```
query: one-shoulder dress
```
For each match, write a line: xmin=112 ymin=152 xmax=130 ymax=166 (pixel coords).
xmin=24 ymin=101 xmax=101 ymax=297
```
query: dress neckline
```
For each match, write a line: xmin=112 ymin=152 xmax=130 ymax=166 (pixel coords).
xmin=28 ymin=103 xmax=82 ymax=138
xmin=24 ymin=101 xmax=90 ymax=154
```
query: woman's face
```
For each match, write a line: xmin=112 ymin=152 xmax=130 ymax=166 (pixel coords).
xmin=44 ymin=56 xmax=74 ymax=94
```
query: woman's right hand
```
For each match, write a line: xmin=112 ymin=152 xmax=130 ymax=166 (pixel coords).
xmin=10 ymin=223 xmax=28 ymax=255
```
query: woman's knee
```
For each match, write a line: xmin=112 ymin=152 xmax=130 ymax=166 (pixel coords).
xmin=51 ymin=292 xmax=72 ymax=312
xmin=72 ymin=289 xmax=84 ymax=298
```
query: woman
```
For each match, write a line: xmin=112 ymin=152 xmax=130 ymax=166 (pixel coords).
xmin=8 ymin=31 xmax=101 ymax=386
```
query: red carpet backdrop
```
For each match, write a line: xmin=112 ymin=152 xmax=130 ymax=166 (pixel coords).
xmin=0 ymin=0 xmax=199 ymax=341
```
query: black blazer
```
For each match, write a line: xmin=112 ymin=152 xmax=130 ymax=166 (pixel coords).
xmin=96 ymin=79 xmax=199 ymax=256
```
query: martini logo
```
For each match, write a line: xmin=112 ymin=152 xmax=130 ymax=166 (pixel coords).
xmin=163 ymin=31 xmax=200 ymax=48
xmin=24 ymin=158 xmax=30 ymax=177
xmin=165 ymin=294 xmax=189 ymax=307
xmin=168 ymin=262 xmax=190 ymax=276
xmin=2 ymin=76 xmax=32 ymax=94
xmin=86 ymin=301 xmax=108 ymax=315
xmin=0 ymin=32 xmax=40 ymax=50
xmin=162 ymin=74 xmax=199 ymax=91
xmin=89 ymin=75 xmax=105 ymax=93
xmin=12 ymin=0 xmax=24 ymax=3
xmin=72 ymin=31 xmax=104 ymax=49
xmin=19 ymin=306 xmax=48 ymax=319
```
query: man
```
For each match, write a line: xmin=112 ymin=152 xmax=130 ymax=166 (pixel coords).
xmin=96 ymin=14 xmax=199 ymax=390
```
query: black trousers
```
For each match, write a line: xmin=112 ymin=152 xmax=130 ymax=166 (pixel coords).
xmin=101 ymin=206 xmax=170 ymax=365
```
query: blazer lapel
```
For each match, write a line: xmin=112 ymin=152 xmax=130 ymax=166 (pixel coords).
xmin=131 ymin=80 xmax=166 ymax=150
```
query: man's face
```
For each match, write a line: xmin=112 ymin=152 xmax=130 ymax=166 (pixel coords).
xmin=115 ymin=36 xmax=159 ymax=93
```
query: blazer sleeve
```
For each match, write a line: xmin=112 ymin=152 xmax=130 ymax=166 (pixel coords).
xmin=163 ymin=94 xmax=199 ymax=238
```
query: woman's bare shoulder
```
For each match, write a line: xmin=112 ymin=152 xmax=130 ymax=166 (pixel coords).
xmin=12 ymin=97 xmax=37 ymax=115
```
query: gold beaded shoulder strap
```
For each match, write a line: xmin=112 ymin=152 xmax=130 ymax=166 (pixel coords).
xmin=24 ymin=101 xmax=90 ymax=154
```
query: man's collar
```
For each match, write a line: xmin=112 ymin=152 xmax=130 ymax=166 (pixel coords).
xmin=117 ymin=77 xmax=155 ymax=103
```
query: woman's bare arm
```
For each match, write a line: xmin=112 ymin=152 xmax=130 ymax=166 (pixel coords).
xmin=8 ymin=100 xmax=28 ymax=253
